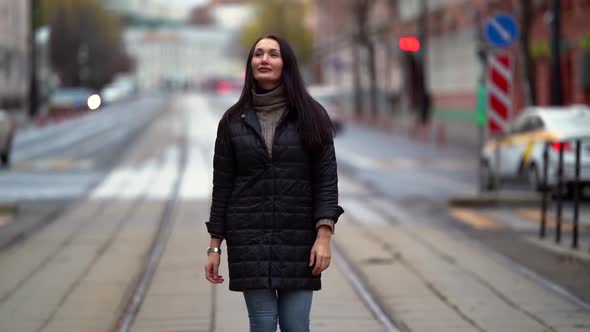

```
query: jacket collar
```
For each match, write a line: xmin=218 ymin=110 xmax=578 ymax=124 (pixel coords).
xmin=241 ymin=106 xmax=263 ymax=139
xmin=240 ymin=104 xmax=292 ymax=141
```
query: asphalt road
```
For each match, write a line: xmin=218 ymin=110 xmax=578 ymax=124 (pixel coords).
xmin=0 ymin=95 xmax=166 ymax=202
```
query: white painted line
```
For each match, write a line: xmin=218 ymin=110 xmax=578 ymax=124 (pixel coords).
xmin=489 ymin=18 xmax=512 ymax=42
xmin=488 ymin=83 xmax=512 ymax=108
xmin=91 ymin=169 xmax=131 ymax=199
xmin=179 ymin=147 xmax=211 ymax=200
xmin=487 ymin=110 xmax=510 ymax=133
xmin=489 ymin=57 xmax=512 ymax=80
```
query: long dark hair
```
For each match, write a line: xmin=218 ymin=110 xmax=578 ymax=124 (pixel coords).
xmin=222 ymin=34 xmax=334 ymax=152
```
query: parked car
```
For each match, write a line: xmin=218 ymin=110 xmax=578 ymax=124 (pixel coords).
xmin=308 ymin=85 xmax=344 ymax=133
xmin=0 ymin=110 xmax=16 ymax=167
xmin=48 ymin=87 xmax=101 ymax=114
xmin=100 ymin=76 xmax=137 ymax=105
xmin=481 ymin=105 xmax=590 ymax=194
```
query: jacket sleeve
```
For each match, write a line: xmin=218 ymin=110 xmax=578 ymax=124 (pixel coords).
xmin=206 ymin=119 xmax=235 ymax=238
xmin=312 ymin=137 xmax=344 ymax=224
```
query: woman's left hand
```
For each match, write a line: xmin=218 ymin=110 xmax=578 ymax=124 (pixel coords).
xmin=309 ymin=227 xmax=332 ymax=275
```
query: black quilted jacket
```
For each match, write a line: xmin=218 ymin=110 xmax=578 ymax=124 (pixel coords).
xmin=206 ymin=106 xmax=344 ymax=291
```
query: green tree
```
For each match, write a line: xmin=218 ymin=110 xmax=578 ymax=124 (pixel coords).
xmin=43 ymin=0 xmax=131 ymax=90
xmin=240 ymin=0 xmax=314 ymax=66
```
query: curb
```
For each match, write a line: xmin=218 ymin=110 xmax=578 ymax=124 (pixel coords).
xmin=448 ymin=192 xmax=541 ymax=207
xmin=0 ymin=202 xmax=18 ymax=214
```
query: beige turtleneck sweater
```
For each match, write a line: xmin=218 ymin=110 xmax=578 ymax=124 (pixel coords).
xmin=252 ymin=85 xmax=335 ymax=234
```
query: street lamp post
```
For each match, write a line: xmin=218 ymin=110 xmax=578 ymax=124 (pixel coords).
xmin=549 ymin=0 xmax=563 ymax=106
xmin=28 ymin=0 xmax=39 ymax=118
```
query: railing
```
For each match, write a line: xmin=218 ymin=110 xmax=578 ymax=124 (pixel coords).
xmin=540 ymin=138 xmax=590 ymax=250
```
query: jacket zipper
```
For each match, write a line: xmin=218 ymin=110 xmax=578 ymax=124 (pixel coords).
xmin=242 ymin=110 xmax=287 ymax=288
xmin=268 ymin=113 xmax=285 ymax=288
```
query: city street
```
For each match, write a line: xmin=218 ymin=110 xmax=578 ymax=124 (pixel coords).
xmin=0 ymin=93 xmax=589 ymax=332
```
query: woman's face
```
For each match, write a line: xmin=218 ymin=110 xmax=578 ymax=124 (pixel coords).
xmin=251 ymin=38 xmax=283 ymax=89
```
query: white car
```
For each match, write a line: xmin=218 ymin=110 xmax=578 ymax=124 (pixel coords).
xmin=0 ymin=110 xmax=16 ymax=167
xmin=481 ymin=105 xmax=590 ymax=194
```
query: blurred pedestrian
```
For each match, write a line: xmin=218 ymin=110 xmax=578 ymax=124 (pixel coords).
xmin=204 ymin=34 xmax=344 ymax=332
xmin=417 ymin=91 xmax=432 ymax=142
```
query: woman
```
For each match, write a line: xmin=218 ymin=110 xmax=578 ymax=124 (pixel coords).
xmin=204 ymin=34 xmax=344 ymax=332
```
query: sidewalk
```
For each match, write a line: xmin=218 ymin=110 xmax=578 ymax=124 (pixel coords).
xmin=450 ymin=204 xmax=590 ymax=305
xmin=128 ymin=200 xmax=387 ymax=332
xmin=335 ymin=193 xmax=590 ymax=331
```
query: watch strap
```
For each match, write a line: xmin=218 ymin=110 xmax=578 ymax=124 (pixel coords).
xmin=207 ymin=247 xmax=221 ymax=255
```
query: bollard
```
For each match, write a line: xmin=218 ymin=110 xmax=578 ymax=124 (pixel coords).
xmin=555 ymin=142 xmax=564 ymax=244
xmin=540 ymin=143 xmax=549 ymax=239
xmin=572 ymin=140 xmax=581 ymax=249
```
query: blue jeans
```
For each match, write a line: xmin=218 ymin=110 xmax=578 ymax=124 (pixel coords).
xmin=243 ymin=289 xmax=313 ymax=332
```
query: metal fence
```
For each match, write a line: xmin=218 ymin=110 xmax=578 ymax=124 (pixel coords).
xmin=540 ymin=138 xmax=590 ymax=250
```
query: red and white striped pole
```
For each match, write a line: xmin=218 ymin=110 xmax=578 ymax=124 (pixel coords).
xmin=486 ymin=51 xmax=513 ymax=136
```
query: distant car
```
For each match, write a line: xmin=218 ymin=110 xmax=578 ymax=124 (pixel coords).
xmin=48 ymin=87 xmax=101 ymax=114
xmin=0 ymin=110 xmax=16 ymax=167
xmin=481 ymin=105 xmax=590 ymax=194
xmin=308 ymin=85 xmax=344 ymax=133
xmin=201 ymin=76 xmax=244 ymax=96
xmin=100 ymin=76 xmax=137 ymax=105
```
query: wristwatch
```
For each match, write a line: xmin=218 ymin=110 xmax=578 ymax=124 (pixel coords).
xmin=207 ymin=247 xmax=222 ymax=255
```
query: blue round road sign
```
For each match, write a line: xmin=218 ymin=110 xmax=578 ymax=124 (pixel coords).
xmin=485 ymin=13 xmax=519 ymax=48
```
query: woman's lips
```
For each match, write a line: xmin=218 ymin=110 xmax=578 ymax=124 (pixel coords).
xmin=258 ymin=68 xmax=271 ymax=72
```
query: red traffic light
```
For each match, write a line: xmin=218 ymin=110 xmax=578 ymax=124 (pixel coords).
xmin=399 ymin=37 xmax=420 ymax=52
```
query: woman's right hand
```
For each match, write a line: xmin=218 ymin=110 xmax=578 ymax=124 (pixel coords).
xmin=205 ymin=253 xmax=224 ymax=284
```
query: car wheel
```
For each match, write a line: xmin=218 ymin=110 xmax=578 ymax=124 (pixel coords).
xmin=481 ymin=161 xmax=496 ymax=191
xmin=527 ymin=164 xmax=541 ymax=192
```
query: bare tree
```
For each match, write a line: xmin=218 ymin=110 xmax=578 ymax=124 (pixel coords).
xmin=352 ymin=0 xmax=378 ymax=119
xmin=518 ymin=0 xmax=537 ymax=105
xmin=385 ymin=0 xmax=401 ymax=113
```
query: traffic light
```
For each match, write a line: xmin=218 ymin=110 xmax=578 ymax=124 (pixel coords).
xmin=398 ymin=37 xmax=420 ymax=52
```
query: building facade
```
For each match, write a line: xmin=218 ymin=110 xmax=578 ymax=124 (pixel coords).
xmin=310 ymin=0 xmax=590 ymax=144
xmin=125 ymin=26 xmax=239 ymax=91
xmin=102 ymin=0 xmax=188 ymax=21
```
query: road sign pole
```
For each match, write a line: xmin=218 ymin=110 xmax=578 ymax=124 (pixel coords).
xmin=486 ymin=51 xmax=512 ymax=136
xmin=478 ymin=12 xmax=519 ymax=193
xmin=474 ymin=9 xmax=488 ymax=193
xmin=476 ymin=84 xmax=487 ymax=192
